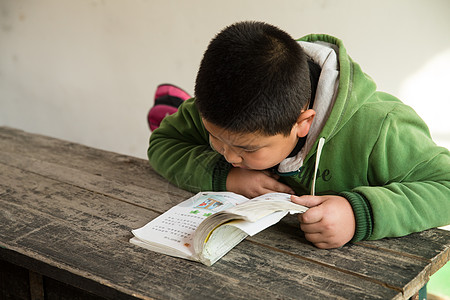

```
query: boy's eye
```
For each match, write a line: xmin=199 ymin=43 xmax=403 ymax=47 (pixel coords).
xmin=242 ymin=148 xmax=259 ymax=153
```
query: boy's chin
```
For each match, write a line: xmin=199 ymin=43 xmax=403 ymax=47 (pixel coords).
xmin=232 ymin=163 xmax=247 ymax=169
xmin=232 ymin=163 xmax=276 ymax=171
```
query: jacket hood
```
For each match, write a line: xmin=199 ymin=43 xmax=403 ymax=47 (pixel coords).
xmin=300 ymin=34 xmax=378 ymax=148
xmin=278 ymin=34 xmax=378 ymax=175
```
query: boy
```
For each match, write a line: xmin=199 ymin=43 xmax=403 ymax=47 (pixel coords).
xmin=148 ymin=21 xmax=450 ymax=249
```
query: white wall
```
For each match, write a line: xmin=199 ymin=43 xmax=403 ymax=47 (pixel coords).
xmin=1 ymin=0 xmax=449 ymax=159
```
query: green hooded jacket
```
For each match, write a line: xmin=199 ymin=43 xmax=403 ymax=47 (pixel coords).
xmin=148 ymin=34 xmax=450 ymax=242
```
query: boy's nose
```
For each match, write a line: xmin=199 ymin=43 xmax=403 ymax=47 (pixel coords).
xmin=223 ymin=146 xmax=243 ymax=164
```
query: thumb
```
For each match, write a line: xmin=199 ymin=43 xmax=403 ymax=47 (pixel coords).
xmin=291 ymin=195 xmax=326 ymax=208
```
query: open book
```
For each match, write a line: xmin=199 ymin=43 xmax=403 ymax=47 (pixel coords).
xmin=130 ymin=192 xmax=308 ymax=266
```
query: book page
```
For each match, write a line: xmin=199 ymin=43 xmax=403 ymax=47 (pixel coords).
xmin=223 ymin=193 xmax=308 ymax=236
xmin=131 ymin=192 xmax=249 ymax=258
xmin=224 ymin=192 xmax=307 ymax=221
xmin=227 ymin=210 xmax=289 ymax=236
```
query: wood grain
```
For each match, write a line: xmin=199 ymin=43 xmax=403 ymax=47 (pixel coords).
xmin=1 ymin=126 xmax=448 ymax=299
xmin=0 ymin=160 xmax=399 ymax=299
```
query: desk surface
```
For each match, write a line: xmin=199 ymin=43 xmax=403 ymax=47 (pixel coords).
xmin=1 ymin=126 xmax=449 ymax=300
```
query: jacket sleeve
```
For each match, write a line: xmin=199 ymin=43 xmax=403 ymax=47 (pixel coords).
xmin=148 ymin=98 xmax=231 ymax=192
xmin=349 ymin=104 xmax=450 ymax=240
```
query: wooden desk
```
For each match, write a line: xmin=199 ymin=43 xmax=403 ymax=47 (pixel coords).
xmin=1 ymin=126 xmax=449 ymax=300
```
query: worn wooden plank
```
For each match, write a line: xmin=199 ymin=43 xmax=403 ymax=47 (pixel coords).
xmin=249 ymin=214 xmax=445 ymax=299
xmin=0 ymin=126 xmax=175 ymax=194
xmin=4 ymin=230 xmax=400 ymax=300
xmin=1 ymin=129 xmax=445 ymax=299
xmin=0 ymin=150 xmax=187 ymax=214
xmin=0 ymin=166 xmax=283 ymax=299
xmin=0 ymin=164 xmax=155 ymax=242
xmin=0 ymin=162 xmax=401 ymax=299
xmin=1 ymin=126 xmax=448 ymax=252
xmin=1 ymin=127 xmax=448 ymax=299
xmin=357 ymin=230 xmax=450 ymax=272
xmin=210 ymin=240 xmax=401 ymax=300
xmin=357 ymin=229 xmax=450 ymax=298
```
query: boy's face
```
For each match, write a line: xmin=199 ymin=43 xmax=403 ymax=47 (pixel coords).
xmin=203 ymin=115 xmax=313 ymax=170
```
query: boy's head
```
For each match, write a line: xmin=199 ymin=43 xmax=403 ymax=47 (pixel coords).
xmin=195 ymin=21 xmax=315 ymax=170
xmin=195 ymin=21 xmax=311 ymax=136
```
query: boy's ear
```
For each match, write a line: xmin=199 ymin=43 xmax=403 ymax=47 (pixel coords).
xmin=295 ymin=109 xmax=316 ymax=138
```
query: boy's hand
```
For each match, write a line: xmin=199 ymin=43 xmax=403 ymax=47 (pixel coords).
xmin=226 ymin=167 xmax=295 ymax=198
xmin=291 ymin=195 xmax=355 ymax=249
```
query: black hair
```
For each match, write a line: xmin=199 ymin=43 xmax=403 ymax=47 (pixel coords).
xmin=195 ymin=21 xmax=311 ymax=136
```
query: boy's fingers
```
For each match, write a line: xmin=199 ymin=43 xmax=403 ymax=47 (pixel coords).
xmin=303 ymin=229 xmax=336 ymax=249
xmin=261 ymin=186 xmax=294 ymax=195
xmin=299 ymin=222 xmax=322 ymax=234
xmin=291 ymin=195 xmax=326 ymax=207
xmin=262 ymin=170 xmax=280 ymax=180
xmin=263 ymin=175 xmax=295 ymax=194
xmin=299 ymin=206 xmax=323 ymax=224
xmin=303 ymin=232 xmax=337 ymax=249
xmin=303 ymin=232 xmax=323 ymax=243
xmin=312 ymin=242 xmax=332 ymax=249
xmin=275 ymin=183 xmax=295 ymax=194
